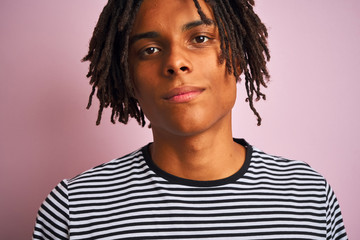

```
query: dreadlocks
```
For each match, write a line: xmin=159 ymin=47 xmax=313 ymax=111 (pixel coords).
xmin=82 ymin=0 xmax=270 ymax=126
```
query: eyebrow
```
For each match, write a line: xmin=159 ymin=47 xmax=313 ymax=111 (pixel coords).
xmin=129 ymin=31 xmax=160 ymax=45
xmin=182 ymin=19 xmax=214 ymax=31
xmin=129 ymin=19 xmax=215 ymax=45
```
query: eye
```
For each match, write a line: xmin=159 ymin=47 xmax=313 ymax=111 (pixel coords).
xmin=192 ymin=35 xmax=210 ymax=44
xmin=143 ymin=47 xmax=160 ymax=56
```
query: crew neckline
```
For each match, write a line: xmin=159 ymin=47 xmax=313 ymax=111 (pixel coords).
xmin=141 ymin=138 xmax=252 ymax=187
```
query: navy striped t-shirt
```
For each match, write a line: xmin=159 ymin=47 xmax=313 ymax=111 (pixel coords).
xmin=33 ymin=139 xmax=347 ymax=239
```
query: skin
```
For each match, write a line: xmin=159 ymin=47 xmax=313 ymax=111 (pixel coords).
xmin=128 ymin=0 xmax=245 ymax=181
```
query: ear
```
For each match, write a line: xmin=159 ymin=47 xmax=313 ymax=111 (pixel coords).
xmin=129 ymin=76 xmax=139 ymax=100
xmin=235 ymin=58 xmax=242 ymax=77
xmin=236 ymin=63 xmax=242 ymax=76
xmin=132 ymin=90 xmax=139 ymax=101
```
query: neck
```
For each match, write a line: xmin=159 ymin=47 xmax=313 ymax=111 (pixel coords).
xmin=150 ymin=116 xmax=245 ymax=181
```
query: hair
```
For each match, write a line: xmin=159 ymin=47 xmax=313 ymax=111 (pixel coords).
xmin=82 ymin=0 xmax=270 ymax=126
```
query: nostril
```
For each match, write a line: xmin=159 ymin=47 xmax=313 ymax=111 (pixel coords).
xmin=166 ymin=66 xmax=188 ymax=75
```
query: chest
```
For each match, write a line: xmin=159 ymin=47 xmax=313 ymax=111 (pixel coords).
xmin=67 ymin=181 xmax=327 ymax=239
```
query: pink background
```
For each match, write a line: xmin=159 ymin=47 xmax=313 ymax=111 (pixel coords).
xmin=1 ymin=0 xmax=359 ymax=239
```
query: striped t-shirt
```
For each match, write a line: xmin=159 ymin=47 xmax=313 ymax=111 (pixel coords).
xmin=33 ymin=139 xmax=347 ymax=239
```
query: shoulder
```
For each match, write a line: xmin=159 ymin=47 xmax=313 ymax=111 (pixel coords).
xmin=67 ymin=146 xmax=146 ymax=186
xmin=251 ymin=146 xmax=322 ymax=173
xmin=33 ymin=146 xmax=149 ymax=239
xmin=248 ymin=146 xmax=326 ymax=184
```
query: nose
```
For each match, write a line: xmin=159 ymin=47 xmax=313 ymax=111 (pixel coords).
xmin=163 ymin=46 xmax=193 ymax=77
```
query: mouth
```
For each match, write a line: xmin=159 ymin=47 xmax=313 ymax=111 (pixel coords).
xmin=163 ymin=86 xmax=205 ymax=103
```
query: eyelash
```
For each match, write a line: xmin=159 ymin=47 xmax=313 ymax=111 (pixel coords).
xmin=140 ymin=35 xmax=213 ymax=57
xmin=191 ymin=35 xmax=210 ymax=44
xmin=143 ymin=47 xmax=160 ymax=56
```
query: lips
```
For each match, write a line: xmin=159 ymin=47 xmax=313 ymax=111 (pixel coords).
xmin=163 ymin=86 xmax=205 ymax=103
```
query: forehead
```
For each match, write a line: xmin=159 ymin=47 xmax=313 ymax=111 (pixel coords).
xmin=131 ymin=0 xmax=213 ymax=33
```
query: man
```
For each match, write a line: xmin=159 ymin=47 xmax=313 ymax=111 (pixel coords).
xmin=33 ymin=0 xmax=347 ymax=239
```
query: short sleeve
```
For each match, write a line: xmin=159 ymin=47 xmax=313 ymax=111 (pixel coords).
xmin=33 ymin=180 xmax=69 ymax=240
xmin=325 ymin=181 xmax=348 ymax=240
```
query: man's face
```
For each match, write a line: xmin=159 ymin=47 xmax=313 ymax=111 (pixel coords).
xmin=128 ymin=0 xmax=237 ymax=138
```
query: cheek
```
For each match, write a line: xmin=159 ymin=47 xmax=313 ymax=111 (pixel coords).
xmin=133 ymin=79 xmax=149 ymax=102
xmin=213 ymin=72 xmax=237 ymax=107
xmin=131 ymin=63 xmax=151 ymax=101
xmin=131 ymin=70 xmax=158 ymax=111
xmin=205 ymin=59 xmax=235 ymax=89
xmin=132 ymin=61 xmax=161 ymax=93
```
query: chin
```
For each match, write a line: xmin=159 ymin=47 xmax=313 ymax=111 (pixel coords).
xmin=163 ymin=116 xmax=229 ymax=138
